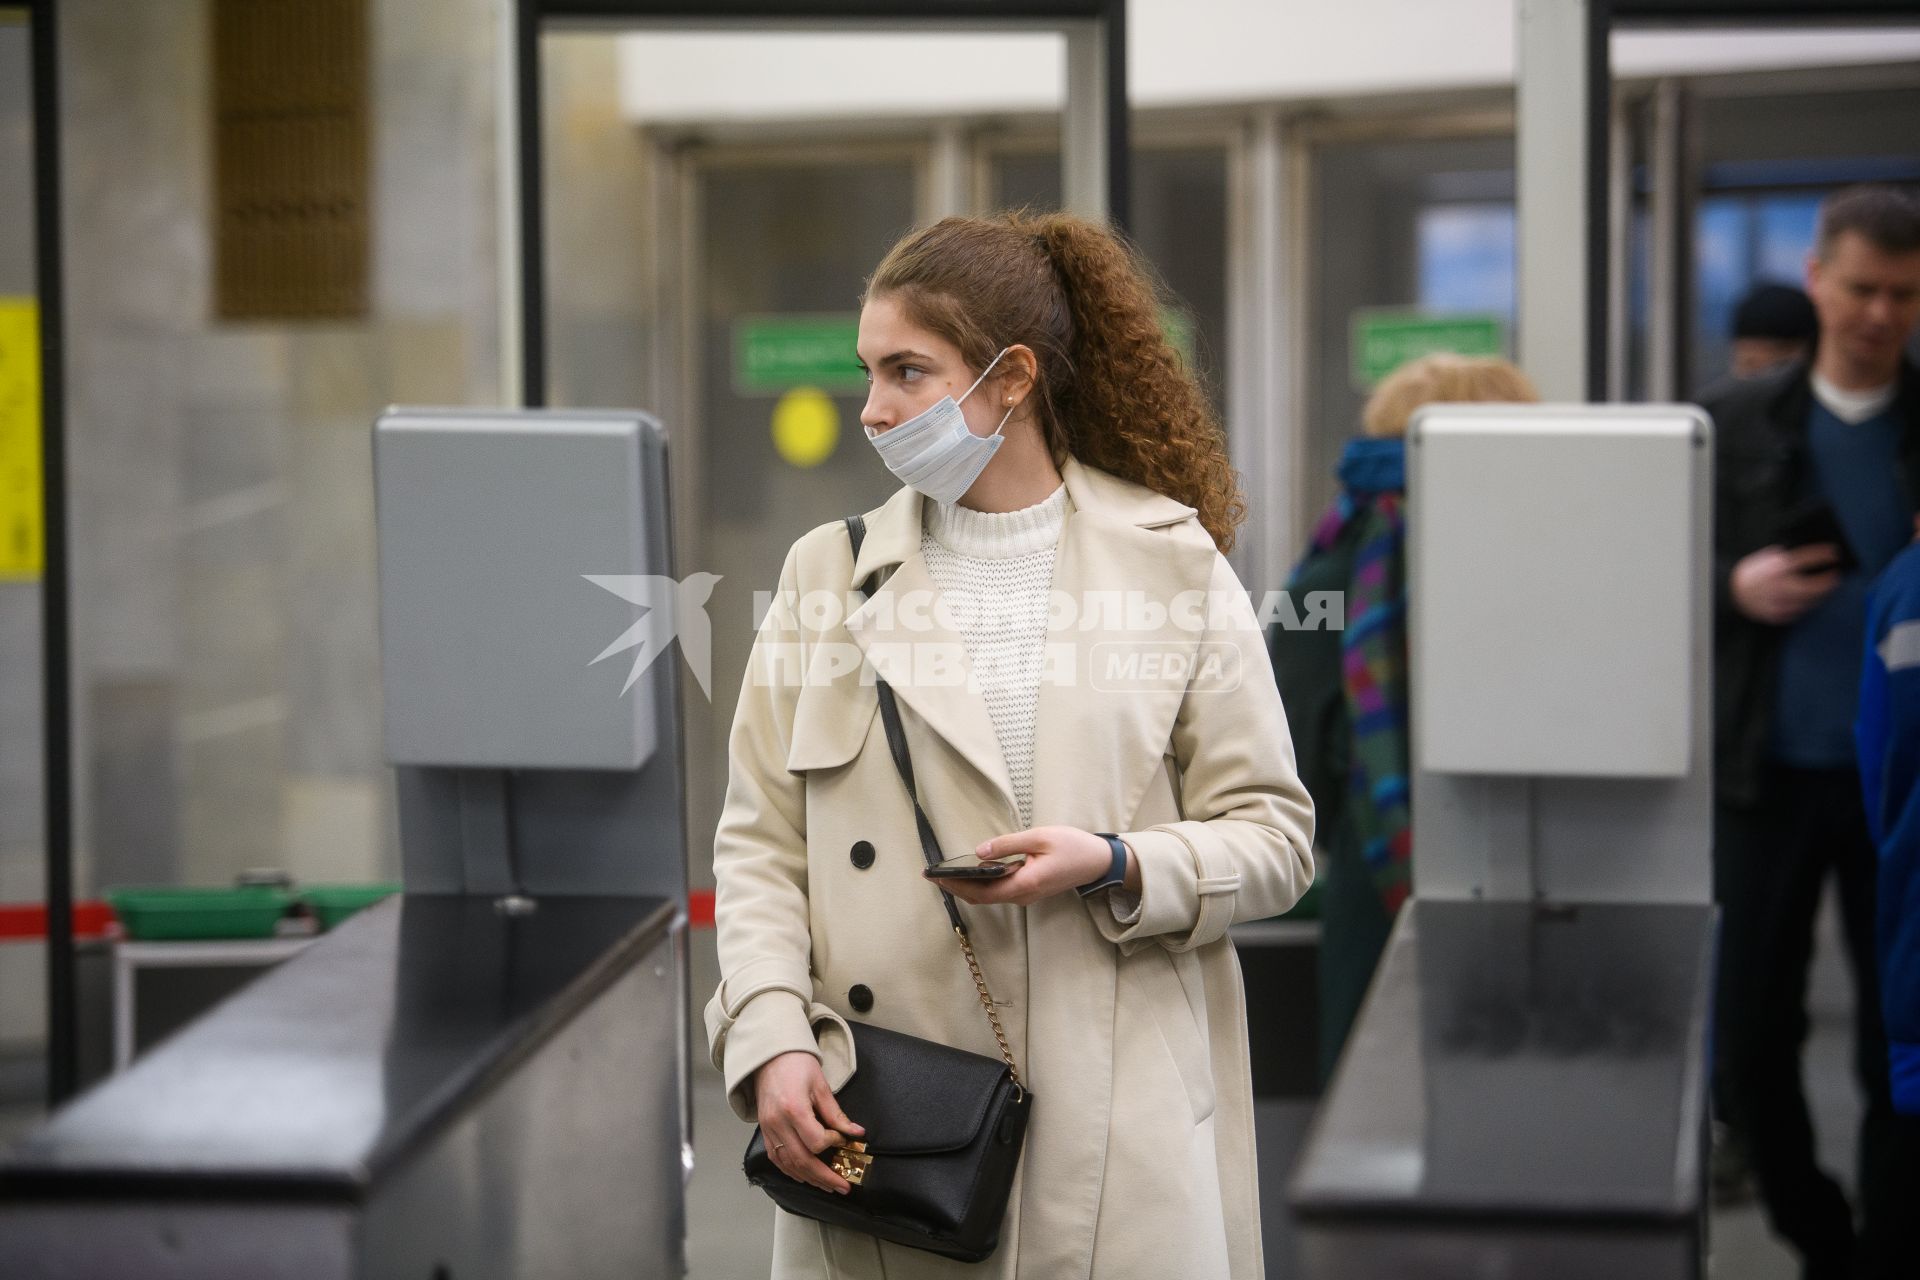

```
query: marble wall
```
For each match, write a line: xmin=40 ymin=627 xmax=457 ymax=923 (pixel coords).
xmin=1 ymin=18 xmax=48 ymax=1052
xmin=1 ymin=0 xmax=553 ymax=1051
xmin=543 ymin=33 xmax=657 ymax=417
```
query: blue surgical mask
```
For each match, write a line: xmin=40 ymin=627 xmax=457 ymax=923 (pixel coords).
xmin=864 ymin=347 xmax=1016 ymax=505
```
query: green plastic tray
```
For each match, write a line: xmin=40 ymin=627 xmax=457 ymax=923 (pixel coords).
xmin=106 ymin=886 xmax=294 ymax=941
xmin=302 ymin=883 xmax=401 ymax=930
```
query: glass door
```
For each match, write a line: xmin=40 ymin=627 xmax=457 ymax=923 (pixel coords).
xmin=1300 ymin=122 xmax=1516 ymax=532
xmin=681 ymin=145 xmax=923 ymax=867
xmin=1685 ymin=75 xmax=1920 ymax=396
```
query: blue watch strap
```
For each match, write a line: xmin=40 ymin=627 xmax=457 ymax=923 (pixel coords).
xmin=1077 ymin=832 xmax=1129 ymax=897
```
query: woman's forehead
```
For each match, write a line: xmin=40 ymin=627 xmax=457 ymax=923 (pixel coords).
xmin=857 ymin=295 xmax=956 ymax=361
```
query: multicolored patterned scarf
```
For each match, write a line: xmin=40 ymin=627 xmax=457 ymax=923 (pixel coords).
xmin=1308 ymin=438 xmax=1412 ymax=914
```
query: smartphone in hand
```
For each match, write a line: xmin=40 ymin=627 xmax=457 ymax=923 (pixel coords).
xmin=923 ymin=853 xmax=1028 ymax=881
xmin=1773 ymin=499 xmax=1859 ymax=573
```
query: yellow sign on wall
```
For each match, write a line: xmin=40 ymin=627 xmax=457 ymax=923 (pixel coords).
xmin=0 ymin=299 xmax=43 ymax=580
xmin=771 ymin=385 xmax=840 ymax=469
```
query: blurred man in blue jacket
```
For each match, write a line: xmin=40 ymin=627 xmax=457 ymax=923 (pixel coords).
xmin=1857 ymin=540 xmax=1920 ymax=1122
xmin=1853 ymin=537 xmax=1920 ymax=1279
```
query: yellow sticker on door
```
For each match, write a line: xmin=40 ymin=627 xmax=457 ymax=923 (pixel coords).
xmin=0 ymin=299 xmax=43 ymax=580
xmin=772 ymin=385 xmax=839 ymax=469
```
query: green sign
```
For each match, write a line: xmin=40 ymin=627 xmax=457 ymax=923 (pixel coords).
xmin=735 ymin=309 xmax=1204 ymax=395
xmin=735 ymin=314 xmax=864 ymax=394
xmin=1351 ymin=310 xmax=1506 ymax=390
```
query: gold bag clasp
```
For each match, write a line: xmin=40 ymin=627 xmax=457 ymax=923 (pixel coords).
xmin=829 ymin=1141 xmax=872 ymax=1186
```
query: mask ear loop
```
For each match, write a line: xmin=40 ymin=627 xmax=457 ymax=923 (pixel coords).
xmin=959 ymin=346 xmax=1012 ymax=404
xmin=961 ymin=347 xmax=1017 ymax=438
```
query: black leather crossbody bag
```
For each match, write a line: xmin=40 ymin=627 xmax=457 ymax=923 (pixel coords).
xmin=742 ymin=514 xmax=1033 ymax=1264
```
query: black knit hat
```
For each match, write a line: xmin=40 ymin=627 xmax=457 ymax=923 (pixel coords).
xmin=1732 ymin=283 xmax=1818 ymax=342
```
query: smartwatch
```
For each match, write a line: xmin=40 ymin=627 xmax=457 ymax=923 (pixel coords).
xmin=1077 ymin=833 xmax=1130 ymax=898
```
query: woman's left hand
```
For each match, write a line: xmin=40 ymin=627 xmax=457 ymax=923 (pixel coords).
xmin=932 ymin=826 xmax=1114 ymax=907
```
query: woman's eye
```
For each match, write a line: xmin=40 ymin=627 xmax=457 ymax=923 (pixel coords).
xmin=899 ymin=365 xmax=925 ymax=382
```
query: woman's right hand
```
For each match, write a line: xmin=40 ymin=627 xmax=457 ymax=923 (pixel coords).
xmin=753 ymin=1050 xmax=866 ymax=1195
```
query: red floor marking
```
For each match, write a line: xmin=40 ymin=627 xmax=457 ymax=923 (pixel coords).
xmin=0 ymin=894 xmax=716 ymax=941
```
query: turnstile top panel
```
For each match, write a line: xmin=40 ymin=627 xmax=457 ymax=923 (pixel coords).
xmin=375 ymin=407 xmax=666 ymax=770
xmin=1289 ymin=897 xmax=1715 ymax=1223
xmin=0 ymin=894 xmax=676 ymax=1201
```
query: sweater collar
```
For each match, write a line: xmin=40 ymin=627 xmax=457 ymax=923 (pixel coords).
xmin=923 ymin=482 xmax=1069 ymax=558
xmin=852 ymin=452 xmax=1195 ymax=588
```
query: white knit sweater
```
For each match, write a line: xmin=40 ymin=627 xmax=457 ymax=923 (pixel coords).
xmin=921 ymin=483 xmax=1070 ymax=829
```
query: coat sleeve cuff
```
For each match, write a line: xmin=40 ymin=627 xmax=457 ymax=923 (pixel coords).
xmin=708 ymin=986 xmax=860 ymax=1123
xmin=1081 ymin=827 xmax=1213 ymax=953
xmin=710 ymin=986 xmax=811 ymax=1122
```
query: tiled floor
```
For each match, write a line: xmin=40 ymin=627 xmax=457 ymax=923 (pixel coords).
xmin=1703 ymin=883 xmax=1865 ymax=1280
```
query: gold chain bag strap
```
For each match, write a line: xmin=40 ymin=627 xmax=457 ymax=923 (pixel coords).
xmin=739 ymin=515 xmax=1032 ymax=1264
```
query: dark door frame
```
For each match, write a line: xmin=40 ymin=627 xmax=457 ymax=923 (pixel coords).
xmin=1569 ymin=0 xmax=1920 ymax=398
xmin=516 ymin=0 xmax=1129 ymax=406
xmin=27 ymin=0 xmax=76 ymax=1107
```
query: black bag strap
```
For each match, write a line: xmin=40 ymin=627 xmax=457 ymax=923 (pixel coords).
xmin=844 ymin=514 xmax=1019 ymax=1085
xmin=845 ymin=516 xmax=963 ymax=930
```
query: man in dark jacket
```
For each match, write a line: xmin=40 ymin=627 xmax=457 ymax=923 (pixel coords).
xmin=1706 ymin=183 xmax=1920 ymax=1280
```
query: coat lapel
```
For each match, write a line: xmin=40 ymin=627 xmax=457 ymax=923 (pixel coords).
xmin=842 ymin=482 xmax=1020 ymax=828
xmin=841 ymin=456 xmax=1212 ymax=837
xmin=1028 ymin=458 xmax=1214 ymax=831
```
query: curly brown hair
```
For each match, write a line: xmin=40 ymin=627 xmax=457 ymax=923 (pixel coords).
xmin=864 ymin=211 xmax=1246 ymax=552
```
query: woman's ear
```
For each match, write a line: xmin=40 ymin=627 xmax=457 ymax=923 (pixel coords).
xmin=997 ymin=344 xmax=1040 ymax=409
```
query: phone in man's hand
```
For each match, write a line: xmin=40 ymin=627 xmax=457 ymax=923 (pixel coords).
xmin=1773 ymin=498 xmax=1859 ymax=574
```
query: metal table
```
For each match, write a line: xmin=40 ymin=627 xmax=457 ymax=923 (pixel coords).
xmin=1 ymin=893 xmax=684 ymax=1280
xmin=111 ymin=934 xmax=319 ymax=1071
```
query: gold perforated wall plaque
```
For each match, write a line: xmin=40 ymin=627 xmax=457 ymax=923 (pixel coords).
xmin=213 ymin=0 xmax=369 ymax=320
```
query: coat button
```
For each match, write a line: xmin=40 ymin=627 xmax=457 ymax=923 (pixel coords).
xmin=850 ymin=840 xmax=875 ymax=869
xmin=849 ymin=984 xmax=874 ymax=1013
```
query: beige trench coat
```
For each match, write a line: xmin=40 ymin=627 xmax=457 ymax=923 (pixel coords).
xmin=704 ymin=454 xmax=1316 ymax=1280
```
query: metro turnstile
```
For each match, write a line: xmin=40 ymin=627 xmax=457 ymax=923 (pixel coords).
xmin=1288 ymin=404 xmax=1718 ymax=1278
xmin=0 ymin=896 xmax=683 ymax=1279
xmin=1289 ymin=899 xmax=1713 ymax=1279
xmin=2 ymin=409 xmax=692 ymax=1277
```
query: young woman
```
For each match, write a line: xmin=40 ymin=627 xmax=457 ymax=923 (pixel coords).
xmin=705 ymin=211 xmax=1315 ymax=1279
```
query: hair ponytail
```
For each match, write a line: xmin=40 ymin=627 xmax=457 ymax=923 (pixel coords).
xmin=866 ymin=211 xmax=1245 ymax=551
xmin=1031 ymin=216 xmax=1244 ymax=550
